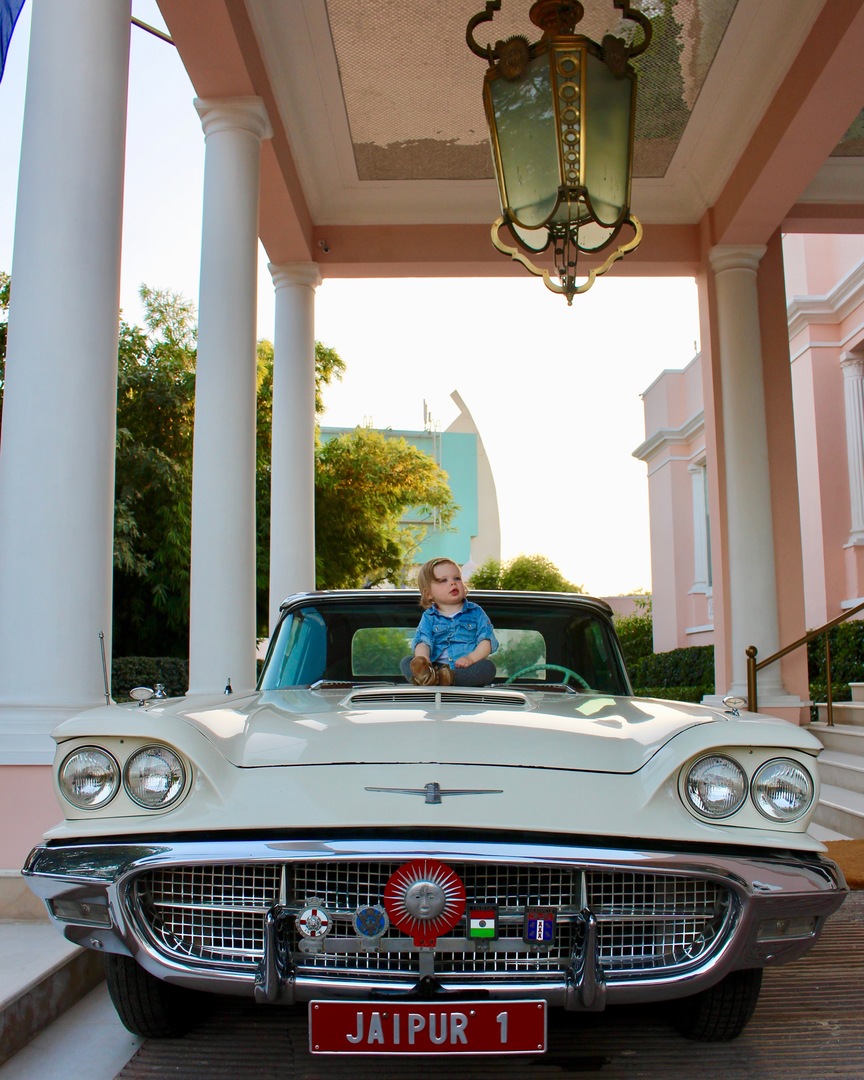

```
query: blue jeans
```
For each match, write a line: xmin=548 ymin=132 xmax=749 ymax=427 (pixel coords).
xmin=400 ymin=656 xmax=496 ymax=687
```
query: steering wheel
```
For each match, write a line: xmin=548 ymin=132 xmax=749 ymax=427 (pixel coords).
xmin=504 ymin=663 xmax=590 ymax=690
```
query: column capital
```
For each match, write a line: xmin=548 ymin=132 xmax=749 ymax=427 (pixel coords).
xmin=841 ymin=353 xmax=864 ymax=377
xmin=194 ymin=96 xmax=272 ymax=141
xmin=708 ymin=244 xmax=767 ymax=276
xmin=269 ymin=262 xmax=322 ymax=291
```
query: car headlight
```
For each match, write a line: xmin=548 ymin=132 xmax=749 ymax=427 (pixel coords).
xmin=59 ymin=747 xmax=120 ymax=809
xmin=751 ymin=758 xmax=814 ymax=821
xmin=124 ymin=745 xmax=186 ymax=809
xmin=685 ymin=754 xmax=747 ymax=818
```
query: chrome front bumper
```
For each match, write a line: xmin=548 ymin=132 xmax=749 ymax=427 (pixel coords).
xmin=23 ymin=837 xmax=847 ymax=1011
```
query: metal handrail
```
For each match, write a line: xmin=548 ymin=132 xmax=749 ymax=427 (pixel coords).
xmin=746 ymin=598 xmax=864 ymax=724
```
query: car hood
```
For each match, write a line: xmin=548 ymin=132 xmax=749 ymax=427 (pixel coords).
xmin=167 ymin=685 xmax=752 ymax=774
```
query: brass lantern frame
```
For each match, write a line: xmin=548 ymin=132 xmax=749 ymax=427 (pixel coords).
xmin=467 ymin=0 xmax=652 ymax=303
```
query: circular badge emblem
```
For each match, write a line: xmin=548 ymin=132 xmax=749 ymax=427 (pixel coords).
xmin=352 ymin=904 xmax=389 ymax=940
xmin=296 ymin=899 xmax=331 ymax=939
xmin=384 ymin=860 xmax=466 ymax=947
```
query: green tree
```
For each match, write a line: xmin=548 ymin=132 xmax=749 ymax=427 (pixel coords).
xmin=352 ymin=626 xmax=415 ymax=675
xmin=4 ymin=275 xmax=452 ymax=649
xmin=114 ymin=295 xmax=347 ymax=651
xmin=614 ymin=605 xmax=654 ymax=673
xmin=314 ymin=427 xmax=456 ymax=588
xmin=112 ymin=286 xmax=198 ymax=655
xmin=470 ymin=553 xmax=584 ymax=593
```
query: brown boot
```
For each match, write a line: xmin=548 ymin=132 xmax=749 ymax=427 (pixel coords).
xmin=409 ymin=656 xmax=436 ymax=685
xmin=435 ymin=664 xmax=454 ymax=686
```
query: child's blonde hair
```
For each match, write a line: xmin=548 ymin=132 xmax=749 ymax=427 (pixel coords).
xmin=416 ymin=557 xmax=465 ymax=609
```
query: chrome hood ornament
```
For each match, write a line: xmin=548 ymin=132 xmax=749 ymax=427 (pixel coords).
xmin=366 ymin=782 xmax=503 ymax=805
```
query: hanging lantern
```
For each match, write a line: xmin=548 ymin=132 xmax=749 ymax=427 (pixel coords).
xmin=467 ymin=0 xmax=652 ymax=303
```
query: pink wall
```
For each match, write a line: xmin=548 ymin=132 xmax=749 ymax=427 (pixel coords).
xmin=0 ymin=766 xmax=62 ymax=869
xmin=642 ymin=234 xmax=864 ymax=687
xmin=637 ymin=354 xmax=712 ymax=655
xmin=786 ymin=233 xmax=864 ymax=623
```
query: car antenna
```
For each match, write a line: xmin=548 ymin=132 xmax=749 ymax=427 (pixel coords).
xmin=224 ymin=677 xmax=233 ymax=695
xmin=98 ymin=631 xmax=112 ymax=705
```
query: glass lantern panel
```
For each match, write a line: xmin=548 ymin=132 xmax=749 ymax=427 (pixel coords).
xmin=508 ymin=219 xmax=552 ymax=254
xmin=583 ymin=52 xmax=634 ymax=226
xmin=486 ymin=53 xmax=560 ymax=229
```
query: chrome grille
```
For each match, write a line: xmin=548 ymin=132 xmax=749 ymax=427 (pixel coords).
xmin=129 ymin=861 xmax=733 ymax=980
xmin=133 ymin=864 xmax=281 ymax=966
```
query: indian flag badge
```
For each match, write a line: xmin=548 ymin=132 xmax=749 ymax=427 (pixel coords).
xmin=467 ymin=904 xmax=498 ymax=940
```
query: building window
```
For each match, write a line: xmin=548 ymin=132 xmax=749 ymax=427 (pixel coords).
xmin=689 ymin=460 xmax=712 ymax=592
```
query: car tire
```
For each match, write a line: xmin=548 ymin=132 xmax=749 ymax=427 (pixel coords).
xmin=104 ymin=954 xmax=205 ymax=1038
xmin=672 ymin=968 xmax=763 ymax=1041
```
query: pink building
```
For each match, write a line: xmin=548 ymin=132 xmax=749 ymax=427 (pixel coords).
xmin=636 ymin=234 xmax=864 ymax=652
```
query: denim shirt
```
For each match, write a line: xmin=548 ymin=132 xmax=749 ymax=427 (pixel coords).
xmin=411 ymin=600 xmax=498 ymax=665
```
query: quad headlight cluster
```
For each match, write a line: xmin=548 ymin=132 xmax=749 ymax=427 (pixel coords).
xmin=684 ymin=754 xmax=814 ymax=823
xmin=59 ymin=744 xmax=186 ymax=811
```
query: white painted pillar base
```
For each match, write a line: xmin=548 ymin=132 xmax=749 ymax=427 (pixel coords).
xmin=267 ymin=264 xmax=321 ymax=633
xmin=709 ymin=245 xmax=799 ymax=705
xmin=188 ymin=98 xmax=271 ymax=695
xmin=0 ymin=0 xmax=131 ymax=761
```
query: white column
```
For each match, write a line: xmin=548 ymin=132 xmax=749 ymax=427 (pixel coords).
xmin=709 ymin=245 xmax=791 ymax=700
xmin=188 ymin=98 xmax=271 ymax=695
xmin=268 ymin=263 xmax=321 ymax=633
xmin=0 ymin=0 xmax=131 ymax=759
xmin=842 ymin=355 xmax=864 ymax=546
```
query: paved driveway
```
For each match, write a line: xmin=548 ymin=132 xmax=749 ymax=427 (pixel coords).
xmin=116 ymin=891 xmax=863 ymax=1080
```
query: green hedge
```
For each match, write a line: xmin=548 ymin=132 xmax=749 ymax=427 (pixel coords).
xmin=112 ymin=657 xmax=189 ymax=702
xmin=808 ymin=618 xmax=864 ymax=682
xmin=630 ymin=645 xmax=715 ymax=691
xmin=615 ymin=612 xmax=654 ymax=671
xmin=807 ymin=619 xmax=864 ymax=707
xmin=614 ymin=611 xmax=714 ymax=703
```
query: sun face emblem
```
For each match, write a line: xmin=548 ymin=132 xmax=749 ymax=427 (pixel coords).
xmin=384 ymin=860 xmax=466 ymax=947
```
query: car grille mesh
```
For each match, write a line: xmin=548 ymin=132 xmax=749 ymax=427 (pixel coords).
xmin=130 ymin=861 xmax=733 ymax=980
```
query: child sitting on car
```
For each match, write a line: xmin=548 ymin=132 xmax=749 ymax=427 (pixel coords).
xmin=401 ymin=557 xmax=497 ymax=686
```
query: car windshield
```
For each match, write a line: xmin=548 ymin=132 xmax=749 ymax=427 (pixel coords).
xmin=259 ymin=595 xmax=631 ymax=695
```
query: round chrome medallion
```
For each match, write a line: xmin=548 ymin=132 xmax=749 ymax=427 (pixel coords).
xmin=352 ymin=904 xmax=389 ymax=940
xmin=384 ymin=860 xmax=466 ymax=947
xmin=296 ymin=899 xmax=331 ymax=939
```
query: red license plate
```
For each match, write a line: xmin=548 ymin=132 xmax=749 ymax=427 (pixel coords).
xmin=309 ymin=999 xmax=546 ymax=1055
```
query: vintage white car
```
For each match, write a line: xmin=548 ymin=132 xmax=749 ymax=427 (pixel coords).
xmin=23 ymin=590 xmax=846 ymax=1054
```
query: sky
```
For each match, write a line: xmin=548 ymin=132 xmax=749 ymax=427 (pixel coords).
xmin=0 ymin=1 xmax=701 ymax=597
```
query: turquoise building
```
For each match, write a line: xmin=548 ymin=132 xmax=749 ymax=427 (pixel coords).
xmin=320 ymin=391 xmax=500 ymax=573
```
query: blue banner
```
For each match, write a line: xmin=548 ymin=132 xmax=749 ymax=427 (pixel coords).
xmin=0 ymin=0 xmax=25 ymax=83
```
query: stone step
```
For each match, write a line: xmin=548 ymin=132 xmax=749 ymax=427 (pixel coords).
xmin=817 ymin=749 xmax=864 ymax=796
xmin=808 ymin=822 xmax=852 ymax=842
xmin=850 ymin=682 xmax=864 ymax=704
xmin=0 ymin=922 xmax=104 ymax=1067
xmin=813 ymin=783 xmax=864 ymax=839
xmin=808 ymin=721 xmax=864 ymax=756
xmin=816 ymin=700 xmax=864 ymax=726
